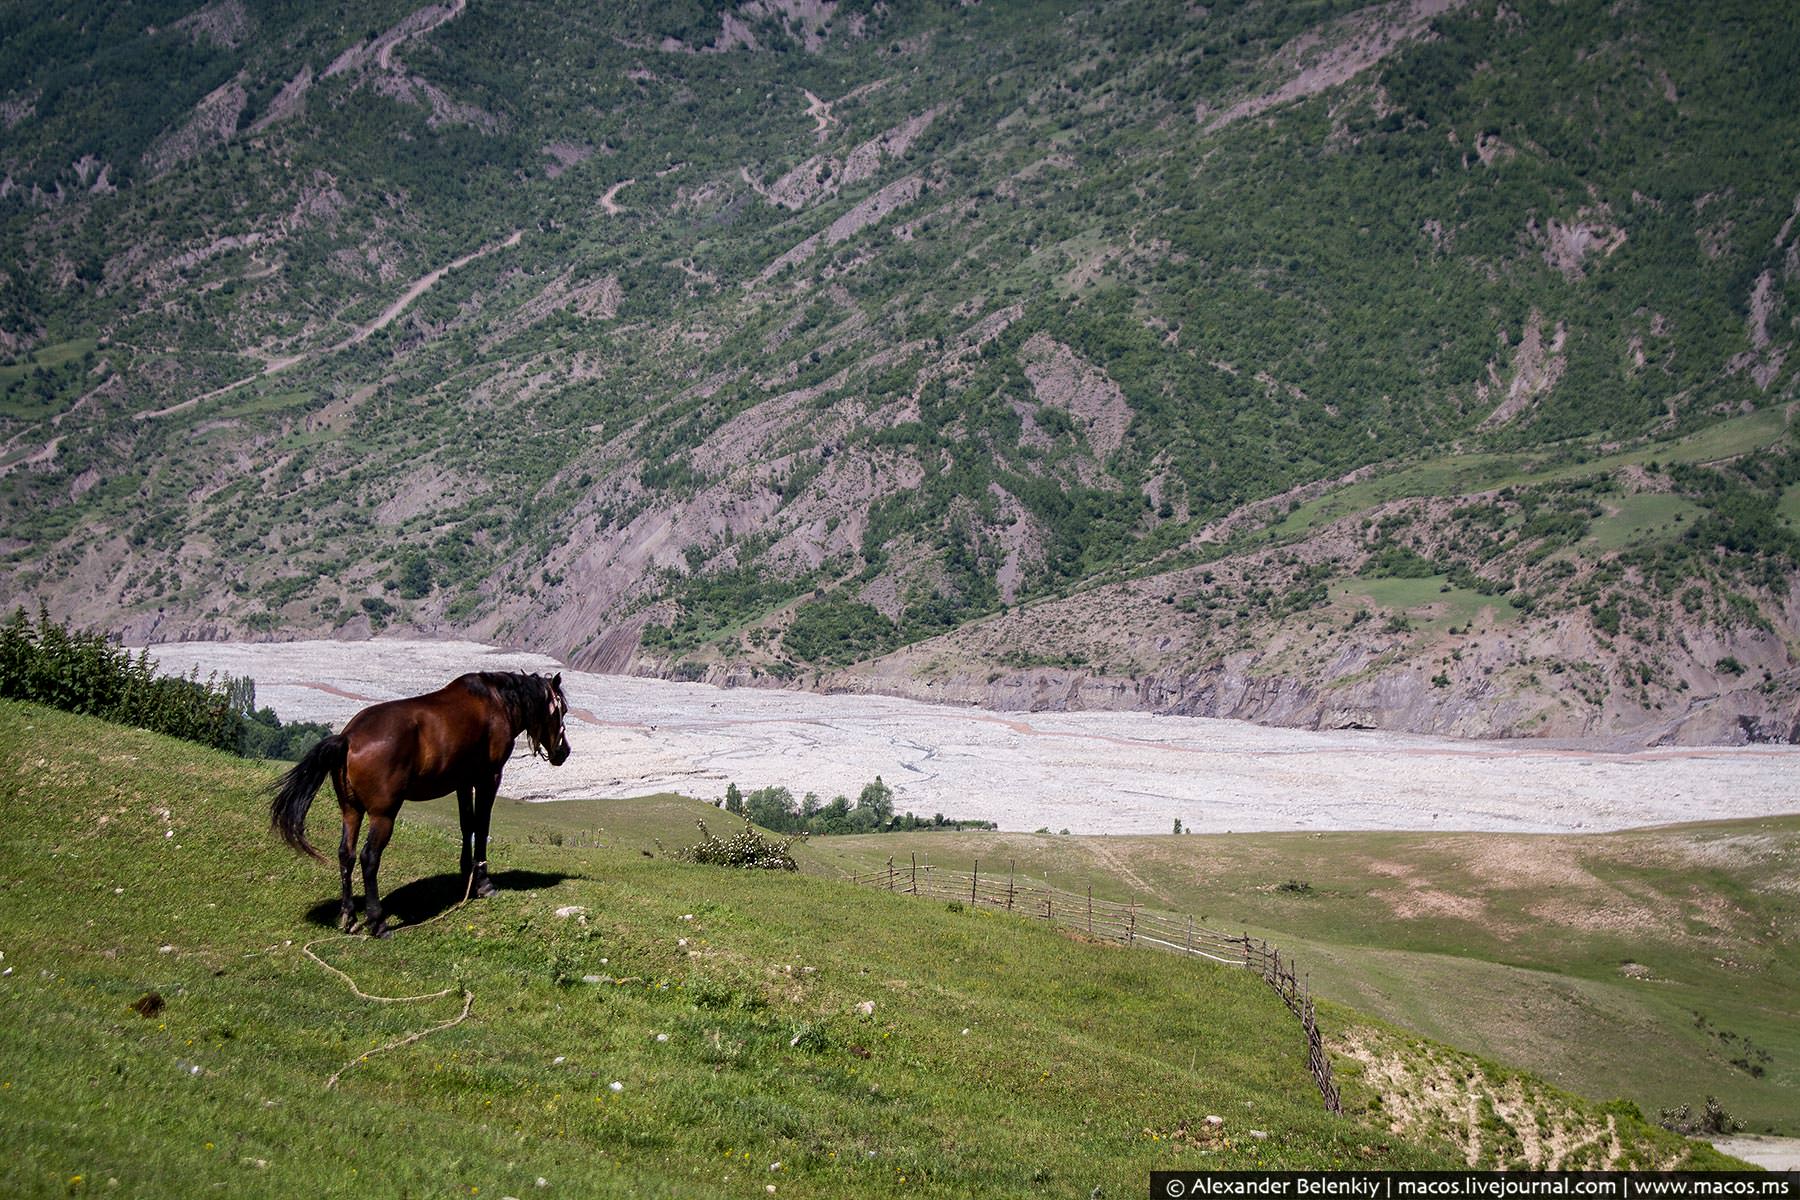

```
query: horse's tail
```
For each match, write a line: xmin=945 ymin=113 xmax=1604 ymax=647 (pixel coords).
xmin=269 ymin=734 xmax=347 ymax=862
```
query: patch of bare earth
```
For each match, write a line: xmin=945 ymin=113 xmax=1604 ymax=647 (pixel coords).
xmin=755 ymin=175 xmax=923 ymax=282
xmin=1017 ymin=333 xmax=1133 ymax=458
xmin=250 ymin=66 xmax=313 ymax=132
xmin=169 ymin=0 xmax=253 ymax=48
xmin=542 ymin=142 xmax=594 ymax=179
xmin=1335 ymin=1026 xmax=1689 ymax=1168
xmin=141 ymin=80 xmax=247 ymax=176
xmin=761 ymin=106 xmax=938 ymax=211
xmin=1198 ymin=0 xmax=1469 ymax=133
xmin=1531 ymin=207 xmax=1628 ymax=280
xmin=1479 ymin=309 xmax=1567 ymax=428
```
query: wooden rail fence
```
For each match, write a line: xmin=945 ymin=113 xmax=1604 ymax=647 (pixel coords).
xmin=848 ymin=856 xmax=1342 ymax=1115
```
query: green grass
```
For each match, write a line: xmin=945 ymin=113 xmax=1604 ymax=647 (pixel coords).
xmin=1273 ymin=408 xmax=1793 ymax=539
xmin=1 ymin=702 xmax=1484 ymax=1197
xmin=1582 ymin=493 xmax=1703 ymax=553
xmin=1333 ymin=576 xmax=1518 ymax=629
xmin=215 ymin=388 xmax=316 ymax=420
xmin=795 ymin=822 xmax=1800 ymax=1135
xmin=1777 ymin=482 xmax=1800 ymax=532
xmin=0 ymin=338 xmax=98 ymax=385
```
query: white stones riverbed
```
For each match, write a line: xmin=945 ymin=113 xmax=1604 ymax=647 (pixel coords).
xmin=147 ymin=639 xmax=1798 ymax=835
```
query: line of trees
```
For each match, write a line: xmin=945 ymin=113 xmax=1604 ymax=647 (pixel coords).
xmin=719 ymin=776 xmax=996 ymax=836
xmin=0 ymin=607 xmax=330 ymax=760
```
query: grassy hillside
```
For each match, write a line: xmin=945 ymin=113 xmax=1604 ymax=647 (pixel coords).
xmin=0 ymin=701 xmax=1743 ymax=1195
xmin=2 ymin=0 xmax=1799 ymax=739
xmin=798 ymin=818 xmax=1800 ymax=1135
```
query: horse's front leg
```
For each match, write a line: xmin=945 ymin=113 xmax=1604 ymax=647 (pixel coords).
xmin=360 ymin=813 xmax=396 ymax=938
xmin=471 ymin=773 xmax=500 ymax=899
xmin=456 ymin=785 xmax=476 ymax=892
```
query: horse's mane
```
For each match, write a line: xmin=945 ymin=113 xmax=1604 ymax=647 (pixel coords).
xmin=465 ymin=671 xmax=551 ymax=726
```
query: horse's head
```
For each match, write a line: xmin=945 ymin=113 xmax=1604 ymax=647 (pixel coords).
xmin=527 ymin=672 xmax=572 ymax=766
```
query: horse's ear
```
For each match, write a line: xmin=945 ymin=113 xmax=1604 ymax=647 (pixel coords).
xmin=552 ymin=673 xmax=562 ymax=688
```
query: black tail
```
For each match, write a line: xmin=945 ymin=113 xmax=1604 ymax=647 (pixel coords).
xmin=270 ymin=734 xmax=347 ymax=862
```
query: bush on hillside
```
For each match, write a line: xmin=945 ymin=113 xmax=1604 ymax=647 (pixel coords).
xmin=671 ymin=819 xmax=802 ymax=871
xmin=0 ymin=606 xmax=240 ymax=751
xmin=0 ymin=606 xmax=328 ymax=759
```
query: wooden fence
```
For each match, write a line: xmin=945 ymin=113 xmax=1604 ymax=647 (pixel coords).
xmin=847 ymin=856 xmax=1341 ymax=1115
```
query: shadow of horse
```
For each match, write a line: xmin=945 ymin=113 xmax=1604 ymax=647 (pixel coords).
xmin=303 ymin=869 xmax=580 ymax=930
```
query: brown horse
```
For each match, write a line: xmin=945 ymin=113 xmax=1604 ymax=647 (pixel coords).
xmin=270 ymin=671 xmax=571 ymax=936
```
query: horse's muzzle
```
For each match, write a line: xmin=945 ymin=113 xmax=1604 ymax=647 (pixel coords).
xmin=548 ymin=742 xmax=570 ymax=766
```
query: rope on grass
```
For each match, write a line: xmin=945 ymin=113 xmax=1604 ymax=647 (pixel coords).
xmin=325 ymin=989 xmax=475 ymax=1090
xmin=299 ymin=871 xmax=477 ymax=1001
xmin=303 ymin=874 xmax=481 ymax=1086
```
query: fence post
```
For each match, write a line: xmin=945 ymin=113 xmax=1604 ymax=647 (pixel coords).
xmin=910 ymin=853 xmax=917 ymax=895
xmin=1087 ymin=884 xmax=1094 ymax=935
xmin=887 ymin=856 xmax=894 ymax=892
xmin=1127 ymin=900 xmax=1137 ymax=945
xmin=1007 ymin=860 xmax=1016 ymax=911
xmin=972 ymin=859 xmax=979 ymax=906
xmin=1185 ymin=915 xmax=1193 ymax=955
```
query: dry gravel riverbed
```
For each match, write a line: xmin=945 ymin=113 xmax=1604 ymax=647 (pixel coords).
xmin=147 ymin=640 xmax=1799 ymax=836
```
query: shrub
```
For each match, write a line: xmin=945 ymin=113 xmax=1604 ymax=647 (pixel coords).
xmin=0 ymin=607 xmax=238 ymax=751
xmin=671 ymin=819 xmax=802 ymax=871
xmin=0 ymin=607 xmax=326 ymax=759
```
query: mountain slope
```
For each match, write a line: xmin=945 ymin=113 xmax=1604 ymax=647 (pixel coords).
xmin=2 ymin=0 xmax=1797 ymax=740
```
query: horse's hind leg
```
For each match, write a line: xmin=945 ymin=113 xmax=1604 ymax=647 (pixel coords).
xmin=337 ymin=806 xmax=364 ymax=932
xmin=360 ymin=812 xmax=397 ymax=938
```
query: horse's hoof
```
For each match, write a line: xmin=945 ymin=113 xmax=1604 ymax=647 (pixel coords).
xmin=337 ymin=911 xmax=355 ymax=933
xmin=474 ymin=877 xmax=497 ymax=899
xmin=367 ymin=920 xmax=389 ymax=939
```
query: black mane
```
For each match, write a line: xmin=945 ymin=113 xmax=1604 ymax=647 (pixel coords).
xmin=466 ymin=670 xmax=551 ymax=727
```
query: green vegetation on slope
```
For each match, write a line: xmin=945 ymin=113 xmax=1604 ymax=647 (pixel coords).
xmin=1 ymin=0 xmax=1797 ymax=710
xmin=799 ymin=821 xmax=1800 ymax=1136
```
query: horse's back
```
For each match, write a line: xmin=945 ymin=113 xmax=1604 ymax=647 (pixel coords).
xmin=338 ymin=676 xmax=507 ymax=806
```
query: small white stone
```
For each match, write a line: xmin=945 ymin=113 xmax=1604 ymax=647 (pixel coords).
xmin=114 ymin=887 xmax=124 ymax=895
xmin=581 ymin=975 xmax=602 ymax=984
xmin=552 ymin=1056 xmax=565 ymax=1065
xmin=536 ymin=1178 xmax=549 ymax=1189
xmin=655 ymin=1033 xmax=668 ymax=1043
xmin=1204 ymin=1114 xmax=1223 ymax=1127
xmin=158 ymin=945 xmax=174 ymax=954
xmin=1249 ymin=1129 xmax=1268 ymax=1140
xmin=677 ymin=938 xmax=687 ymax=947
xmin=554 ymin=906 xmax=586 ymax=920
xmin=609 ymin=1080 xmax=623 ymax=1092
xmin=164 ymin=830 xmax=173 ymax=839
xmin=960 ymin=1028 xmax=969 ymax=1035
xmin=855 ymin=1000 xmax=875 ymax=1016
